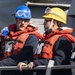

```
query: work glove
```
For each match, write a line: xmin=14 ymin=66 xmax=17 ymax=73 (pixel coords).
xmin=1 ymin=27 xmax=9 ymax=36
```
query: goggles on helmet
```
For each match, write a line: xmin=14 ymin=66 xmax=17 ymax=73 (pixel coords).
xmin=45 ymin=7 xmax=53 ymax=14
xmin=15 ymin=10 xmax=31 ymax=19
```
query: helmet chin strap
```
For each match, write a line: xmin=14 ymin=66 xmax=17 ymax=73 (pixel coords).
xmin=49 ymin=19 xmax=54 ymax=30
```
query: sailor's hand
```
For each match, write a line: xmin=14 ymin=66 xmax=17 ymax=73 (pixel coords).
xmin=17 ymin=62 xmax=27 ymax=71
xmin=27 ymin=62 xmax=34 ymax=69
xmin=1 ymin=27 xmax=9 ymax=36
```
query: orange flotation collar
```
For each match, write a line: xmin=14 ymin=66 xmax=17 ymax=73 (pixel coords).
xmin=41 ymin=27 xmax=75 ymax=59
xmin=0 ymin=24 xmax=43 ymax=59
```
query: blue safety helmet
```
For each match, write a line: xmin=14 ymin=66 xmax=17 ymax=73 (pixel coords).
xmin=14 ymin=5 xmax=31 ymax=20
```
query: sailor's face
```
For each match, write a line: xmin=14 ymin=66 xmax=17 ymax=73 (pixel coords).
xmin=16 ymin=18 xmax=30 ymax=31
xmin=43 ymin=19 xmax=52 ymax=31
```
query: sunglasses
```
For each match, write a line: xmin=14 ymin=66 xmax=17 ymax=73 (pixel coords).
xmin=45 ymin=19 xmax=52 ymax=22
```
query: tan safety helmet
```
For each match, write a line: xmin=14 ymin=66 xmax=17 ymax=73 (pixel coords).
xmin=43 ymin=7 xmax=66 ymax=24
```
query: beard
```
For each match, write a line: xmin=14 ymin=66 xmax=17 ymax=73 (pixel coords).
xmin=45 ymin=29 xmax=52 ymax=35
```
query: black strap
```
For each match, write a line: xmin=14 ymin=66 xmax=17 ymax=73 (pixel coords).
xmin=44 ymin=41 xmax=52 ymax=46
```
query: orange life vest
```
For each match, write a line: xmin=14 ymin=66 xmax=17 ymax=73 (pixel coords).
xmin=0 ymin=24 xmax=43 ymax=59
xmin=41 ymin=27 xmax=75 ymax=59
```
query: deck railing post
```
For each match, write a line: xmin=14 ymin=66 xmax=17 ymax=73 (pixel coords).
xmin=45 ymin=60 xmax=54 ymax=75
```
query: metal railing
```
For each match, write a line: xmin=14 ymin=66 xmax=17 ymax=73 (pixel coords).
xmin=26 ymin=1 xmax=70 ymax=7
xmin=0 ymin=60 xmax=75 ymax=75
